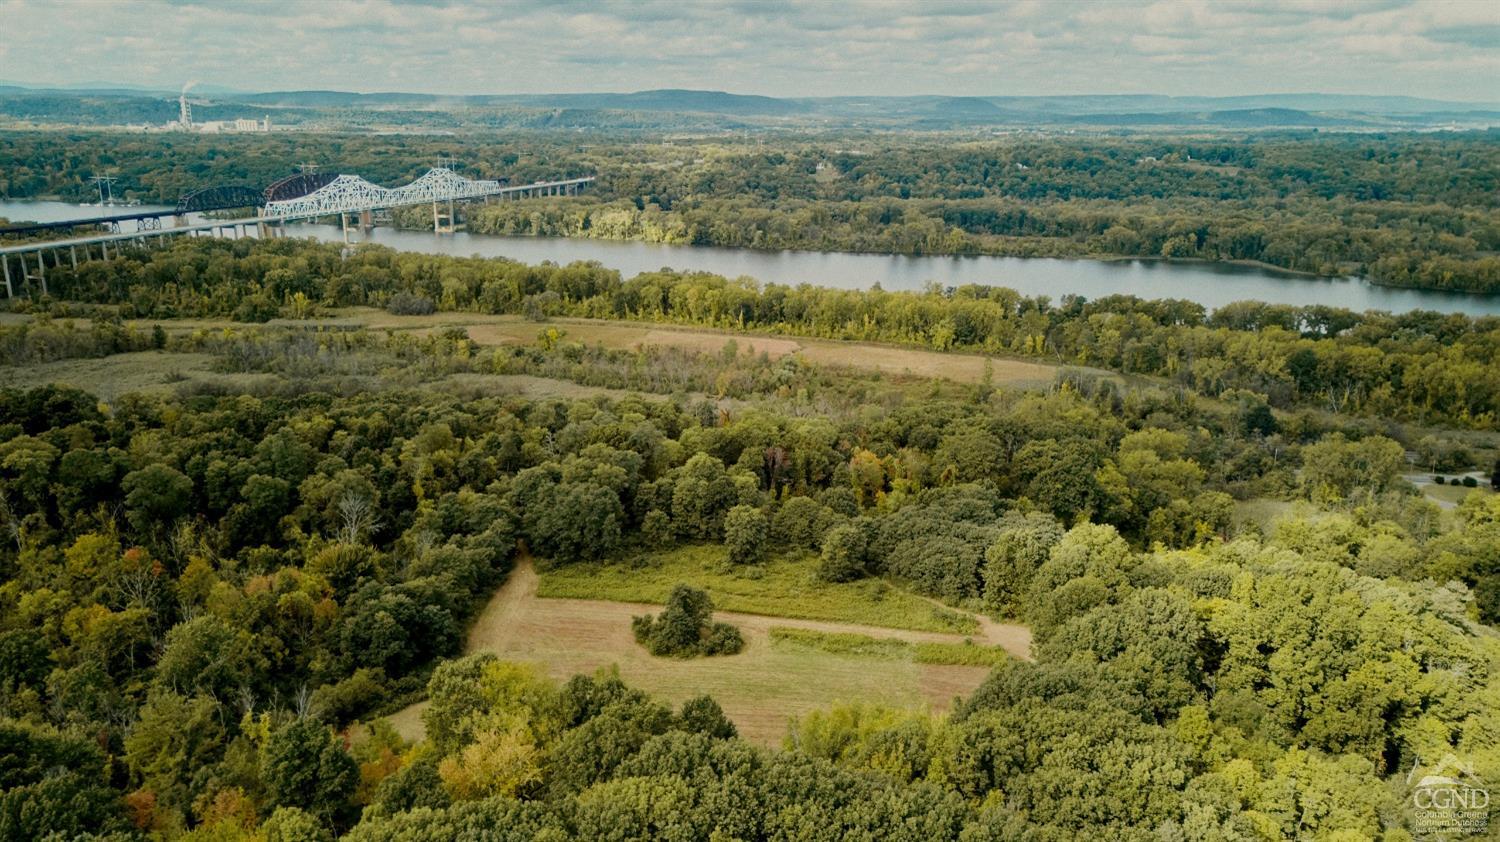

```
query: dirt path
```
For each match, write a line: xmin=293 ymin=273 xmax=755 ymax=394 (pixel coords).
xmin=388 ymin=558 xmax=1030 ymax=746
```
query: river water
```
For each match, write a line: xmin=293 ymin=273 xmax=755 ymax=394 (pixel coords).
xmin=5 ymin=198 xmax=1498 ymax=317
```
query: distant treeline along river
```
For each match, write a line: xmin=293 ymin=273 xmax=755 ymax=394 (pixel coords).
xmin=4 ymin=199 xmax=1498 ymax=318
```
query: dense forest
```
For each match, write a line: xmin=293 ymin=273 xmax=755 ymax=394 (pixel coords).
xmin=2 ymin=292 xmax=1500 ymax=837
xmin=13 ymin=237 xmax=1500 ymax=428
xmin=4 ymin=129 xmax=1499 ymax=292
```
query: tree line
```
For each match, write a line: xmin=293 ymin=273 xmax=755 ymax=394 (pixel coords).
xmin=19 ymin=237 xmax=1500 ymax=428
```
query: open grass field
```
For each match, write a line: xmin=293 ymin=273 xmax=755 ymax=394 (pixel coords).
xmin=323 ymin=308 xmax=1083 ymax=388
xmin=537 ymin=544 xmax=982 ymax=635
xmin=0 ymin=350 xmax=275 ymax=402
xmin=388 ymin=554 xmax=1017 ymax=746
xmin=12 ymin=308 xmax=1107 ymax=396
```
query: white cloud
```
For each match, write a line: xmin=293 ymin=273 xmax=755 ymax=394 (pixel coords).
xmin=0 ymin=0 xmax=1495 ymax=100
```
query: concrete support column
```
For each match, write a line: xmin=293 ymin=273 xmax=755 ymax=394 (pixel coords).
xmin=431 ymin=200 xmax=456 ymax=234
xmin=35 ymin=251 xmax=47 ymax=297
xmin=2 ymin=256 xmax=12 ymax=299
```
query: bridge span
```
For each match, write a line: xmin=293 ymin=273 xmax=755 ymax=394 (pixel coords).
xmin=0 ymin=168 xmax=595 ymax=298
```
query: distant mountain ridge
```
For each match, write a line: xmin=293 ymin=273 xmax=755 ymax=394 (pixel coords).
xmin=230 ymin=88 xmax=1500 ymax=115
xmin=1 ymin=83 xmax=1495 ymax=129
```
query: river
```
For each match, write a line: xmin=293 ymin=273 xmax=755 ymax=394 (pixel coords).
xmin=5 ymin=198 xmax=1498 ymax=317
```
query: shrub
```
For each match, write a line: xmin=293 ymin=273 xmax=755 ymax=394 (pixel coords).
xmin=632 ymin=584 xmax=743 ymax=658
xmin=233 ymin=294 xmax=280 ymax=323
xmin=1434 ymin=476 xmax=1446 ymax=484
xmin=386 ymin=292 xmax=436 ymax=315
xmin=1462 ymin=476 xmax=1478 ymax=488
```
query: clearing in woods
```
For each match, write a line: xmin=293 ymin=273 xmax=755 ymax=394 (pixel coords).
xmin=13 ymin=310 xmax=1100 ymax=393
xmin=388 ymin=555 xmax=1030 ymax=747
xmin=322 ymin=309 xmax=1086 ymax=387
xmin=211 ymin=309 xmax=1086 ymax=387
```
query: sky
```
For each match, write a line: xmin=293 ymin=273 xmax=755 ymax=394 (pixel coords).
xmin=1 ymin=0 xmax=1497 ymax=101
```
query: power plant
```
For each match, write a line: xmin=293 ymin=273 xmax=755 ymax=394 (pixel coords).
xmin=170 ymin=81 xmax=270 ymax=133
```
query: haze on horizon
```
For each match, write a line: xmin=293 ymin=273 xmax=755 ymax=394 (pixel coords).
xmin=1 ymin=0 xmax=1497 ymax=102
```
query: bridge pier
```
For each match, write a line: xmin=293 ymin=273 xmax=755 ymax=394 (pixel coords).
xmin=360 ymin=210 xmax=373 ymax=231
xmin=30 ymin=250 xmax=46 ymax=297
xmin=2 ymin=255 xmax=11 ymax=299
xmin=432 ymin=199 xmax=456 ymax=234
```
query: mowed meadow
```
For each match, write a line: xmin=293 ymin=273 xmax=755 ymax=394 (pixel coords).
xmin=390 ymin=547 xmax=1026 ymax=746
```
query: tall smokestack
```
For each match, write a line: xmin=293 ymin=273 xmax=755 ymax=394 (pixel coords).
xmin=179 ymin=81 xmax=197 ymax=129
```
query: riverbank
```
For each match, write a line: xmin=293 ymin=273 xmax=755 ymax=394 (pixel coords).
xmin=305 ymin=221 xmax=1500 ymax=317
xmin=4 ymin=196 xmax=1498 ymax=316
xmin=391 ymin=208 xmax=1496 ymax=300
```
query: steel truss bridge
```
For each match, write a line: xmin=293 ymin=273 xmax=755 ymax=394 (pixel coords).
xmin=0 ymin=168 xmax=594 ymax=298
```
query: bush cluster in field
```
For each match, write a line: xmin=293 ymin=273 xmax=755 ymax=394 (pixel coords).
xmin=632 ymin=584 xmax=744 ymax=658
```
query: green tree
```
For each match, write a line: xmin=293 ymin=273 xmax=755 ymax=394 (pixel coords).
xmin=263 ymin=806 xmax=333 ymax=842
xmin=1013 ymin=438 xmax=1103 ymax=522
xmin=260 ymin=718 xmax=359 ymax=823
xmin=671 ymin=454 xmax=738 ymax=539
xmin=981 ymin=511 xmax=1064 ymax=617
xmin=677 ymin=695 xmax=737 ymax=740
xmin=529 ymin=482 xmax=623 ymax=564
xmin=723 ymin=505 xmax=768 ymax=565
xmin=818 ymin=522 xmax=871 ymax=583
xmin=154 ymin=615 xmax=255 ymax=699
xmin=123 ymin=691 xmax=226 ymax=822
xmin=1300 ymin=434 xmax=1405 ymax=501
xmin=122 ymin=463 xmax=194 ymax=534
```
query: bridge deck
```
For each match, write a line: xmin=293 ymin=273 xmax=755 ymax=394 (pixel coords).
xmin=0 ymin=217 xmax=260 ymax=256
xmin=0 ymin=209 xmax=188 ymax=236
xmin=0 ymin=176 xmax=595 ymax=257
